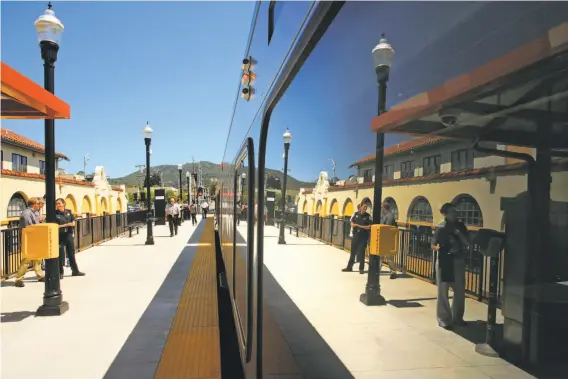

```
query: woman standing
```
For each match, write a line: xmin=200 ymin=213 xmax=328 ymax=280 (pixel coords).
xmin=55 ymin=198 xmax=85 ymax=279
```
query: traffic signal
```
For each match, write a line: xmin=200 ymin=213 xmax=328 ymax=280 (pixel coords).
xmin=198 ymin=187 xmax=203 ymax=197
xmin=140 ymin=192 xmax=146 ymax=201
xmin=133 ymin=193 xmax=138 ymax=202
xmin=241 ymin=56 xmax=257 ymax=101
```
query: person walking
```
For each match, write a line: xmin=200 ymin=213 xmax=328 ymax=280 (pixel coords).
xmin=431 ymin=202 xmax=469 ymax=330
xmin=189 ymin=200 xmax=198 ymax=226
xmin=14 ymin=198 xmax=44 ymax=287
xmin=166 ymin=198 xmax=180 ymax=236
xmin=380 ymin=200 xmax=398 ymax=279
xmin=55 ymin=198 xmax=85 ymax=279
xmin=201 ymin=199 xmax=209 ymax=219
xmin=342 ymin=202 xmax=372 ymax=274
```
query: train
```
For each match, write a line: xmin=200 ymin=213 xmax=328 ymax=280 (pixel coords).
xmin=215 ymin=1 xmax=568 ymax=377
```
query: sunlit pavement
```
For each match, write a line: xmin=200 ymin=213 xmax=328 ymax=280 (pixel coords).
xmin=247 ymin=223 xmax=536 ymax=379
xmin=0 ymin=221 xmax=199 ymax=379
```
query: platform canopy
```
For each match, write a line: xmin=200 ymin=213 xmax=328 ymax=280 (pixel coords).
xmin=371 ymin=23 xmax=568 ymax=149
xmin=1 ymin=62 xmax=70 ymax=119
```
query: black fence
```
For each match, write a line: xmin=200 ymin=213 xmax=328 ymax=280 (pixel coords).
xmin=1 ymin=210 xmax=147 ymax=280
xmin=277 ymin=212 xmax=504 ymax=306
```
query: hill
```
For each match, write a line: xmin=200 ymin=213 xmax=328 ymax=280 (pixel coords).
xmin=113 ymin=161 xmax=315 ymax=191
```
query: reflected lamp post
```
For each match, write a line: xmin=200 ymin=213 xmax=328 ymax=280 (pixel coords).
xmin=186 ymin=171 xmax=191 ymax=204
xmin=361 ymin=33 xmax=394 ymax=306
xmin=35 ymin=2 xmax=69 ymax=316
xmin=278 ymin=129 xmax=292 ymax=245
xmin=143 ymin=122 xmax=154 ymax=245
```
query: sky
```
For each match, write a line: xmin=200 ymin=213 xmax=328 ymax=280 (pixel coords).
xmin=1 ymin=1 xmax=255 ymax=178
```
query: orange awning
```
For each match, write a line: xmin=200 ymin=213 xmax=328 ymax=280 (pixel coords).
xmin=1 ymin=62 xmax=70 ymax=119
xmin=370 ymin=23 xmax=568 ymax=149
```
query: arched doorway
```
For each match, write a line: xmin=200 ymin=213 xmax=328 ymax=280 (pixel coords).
xmin=315 ymin=200 xmax=323 ymax=215
xmin=100 ymin=197 xmax=108 ymax=215
xmin=302 ymin=200 xmax=308 ymax=213
xmin=65 ymin=194 xmax=77 ymax=215
xmin=342 ymin=198 xmax=354 ymax=219
xmin=384 ymin=197 xmax=399 ymax=221
xmin=329 ymin=199 xmax=339 ymax=216
xmin=82 ymin=196 xmax=92 ymax=215
xmin=117 ymin=197 xmax=123 ymax=213
xmin=452 ymin=194 xmax=483 ymax=227
xmin=408 ymin=196 xmax=433 ymax=223
xmin=7 ymin=192 xmax=27 ymax=218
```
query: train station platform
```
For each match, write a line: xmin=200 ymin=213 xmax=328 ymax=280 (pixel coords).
xmin=1 ymin=218 xmax=537 ymax=379
xmin=245 ymin=224 xmax=536 ymax=379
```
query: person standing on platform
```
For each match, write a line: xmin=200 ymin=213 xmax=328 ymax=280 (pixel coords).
xmin=35 ymin=197 xmax=47 ymax=271
xmin=380 ymin=200 xmax=399 ymax=279
xmin=55 ymin=198 xmax=85 ymax=279
xmin=350 ymin=203 xmax=361 ymax=263
xmin=431 ymin=202 xmax=469 ymax=330
xmin=342 ymin=203 xmax=372 ymax=274
xmin=201 ymin=199 xmax=209 ymax=219
xmin=166 ymin=198 xmax=180 ymax=236
xmin=14 ymin=198 xmax=44 ymax=287
xmin=189 ymin=200 xmax=198 ymax=225
xmin=177 ymin=199 xmax=184 ymax=225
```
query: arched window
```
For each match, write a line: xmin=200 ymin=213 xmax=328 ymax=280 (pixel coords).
xmin=7 ymin=193 xmax=27 ymax=218
xmin=453 ymin=194 xmax=483 ymax=227
xmin=384 ymin=197 xmax=399 ymax=221
xmin=408 ymin=196 xmax=433 ymax=223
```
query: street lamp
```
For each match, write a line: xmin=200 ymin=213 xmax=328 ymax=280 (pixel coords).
xmin=278 ymin=129 xmax=292 ymax=244
xmin=186 ymin=171 xmax=191 ymax=204
xmin=35 ymin=2 xmax=69 ymax=317
xmin=143 ymin=122 xmax=154 ymax=245
xmin=360 ymin=33 xmax=394 ymax=306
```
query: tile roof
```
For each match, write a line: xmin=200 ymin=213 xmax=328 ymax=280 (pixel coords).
xmin=1 ymin=169 xmax=95 ymax=187
xmin=349 ymin=136 xmax=444 ymax=168
xmin=0 ymin=128 xmax=69 ymax=160
xmin=330 ymin=158 xmax=568 ymax=192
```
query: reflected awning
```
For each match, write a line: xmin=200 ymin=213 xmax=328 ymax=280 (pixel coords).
xmin=371 ymin=23 xmax=568 ymax=149
xmin=1 ymin=62 xmax=70 ymax=119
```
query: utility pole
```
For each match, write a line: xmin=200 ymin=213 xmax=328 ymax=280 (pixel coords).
xmin=83 ymin=153 xmax=89 ymax=175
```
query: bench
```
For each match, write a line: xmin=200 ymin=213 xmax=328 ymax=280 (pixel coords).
xmin=275 ymin=218 xmax=300 ymax=237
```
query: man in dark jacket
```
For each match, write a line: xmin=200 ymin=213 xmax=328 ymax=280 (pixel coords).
xmin=342 ymin=203 xmax=372 ymax=274
xmin=380 ymin=201 xmax=398 ymax=279
xmin=431 ymin=203 xmax=469 ymax=329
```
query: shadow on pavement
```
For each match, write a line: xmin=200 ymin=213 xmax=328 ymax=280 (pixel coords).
xmin=1 ymin=311 xmax=36 ymax=323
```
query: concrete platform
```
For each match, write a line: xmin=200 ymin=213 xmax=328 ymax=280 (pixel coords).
xmin=252 ymin=224 xmax=536 ymax=379
xmin=1 ymin=221 xmax=199 ymax=379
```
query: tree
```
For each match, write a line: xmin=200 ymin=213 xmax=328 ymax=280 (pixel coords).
xmin=266 ymin=175 xmax=281 ymax=190
xmin=76 ymin=170 xmax=85 ymax=176
xmin=143 ymin=172 xmax=161 ymax=187
xmin=209 ymin=184 xmax=217 ymax=197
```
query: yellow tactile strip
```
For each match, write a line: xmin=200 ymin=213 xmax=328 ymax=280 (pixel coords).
xmin=154 ymin=219 xmax=221 ymax=379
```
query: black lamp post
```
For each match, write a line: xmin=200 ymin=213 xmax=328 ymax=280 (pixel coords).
xmin=278 ymin=129 xmax=292 ymax=245
xmin=177 ymin=164 xmax=183 ymax=200
xmin=360 ymin=33 xmax=395 ymax=306
xmin=186 ymin=171 xmax=191 ymax=204
xmin=35 ymin=3 xmax=69 ymax=317
xmin=143 ymin=122 xmax=154 ymax=245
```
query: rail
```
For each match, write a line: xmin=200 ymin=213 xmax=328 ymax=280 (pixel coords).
xmin=279 ymin=212 xmax=504 ymax=306
xmin=1 ymin=210 xmax=147 ymax=280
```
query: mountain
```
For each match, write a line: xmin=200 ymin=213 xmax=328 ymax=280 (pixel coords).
xmin=113 ymin=161 xmax=315 ymax=191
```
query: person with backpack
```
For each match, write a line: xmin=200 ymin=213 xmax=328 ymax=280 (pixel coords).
xmin=431 ymin=202 xmax=470 ymax=330
xmin=189 ymin=200 xmax=198 ymax=226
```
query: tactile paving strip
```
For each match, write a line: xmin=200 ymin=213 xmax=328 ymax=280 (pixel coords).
xmin=154 ymin=219 xmax=221 ymax=379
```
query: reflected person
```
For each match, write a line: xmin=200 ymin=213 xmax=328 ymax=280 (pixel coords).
xmin=342 ymin=203 xmax=371 ymax=274
xmin=431 ymin=203 xmax=469 ymax=330
xmin=55 ymin=198 xmax=85 ymax=279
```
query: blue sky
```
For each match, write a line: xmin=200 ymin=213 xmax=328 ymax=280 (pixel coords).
xmin=1 ymin=1 xmax=255 ymax=178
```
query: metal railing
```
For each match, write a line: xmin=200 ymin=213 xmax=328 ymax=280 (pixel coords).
xmin=1 ymin=210 xmax=147 ymax=280
xmin=278 ymin=212 xmax=504 ymax=306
